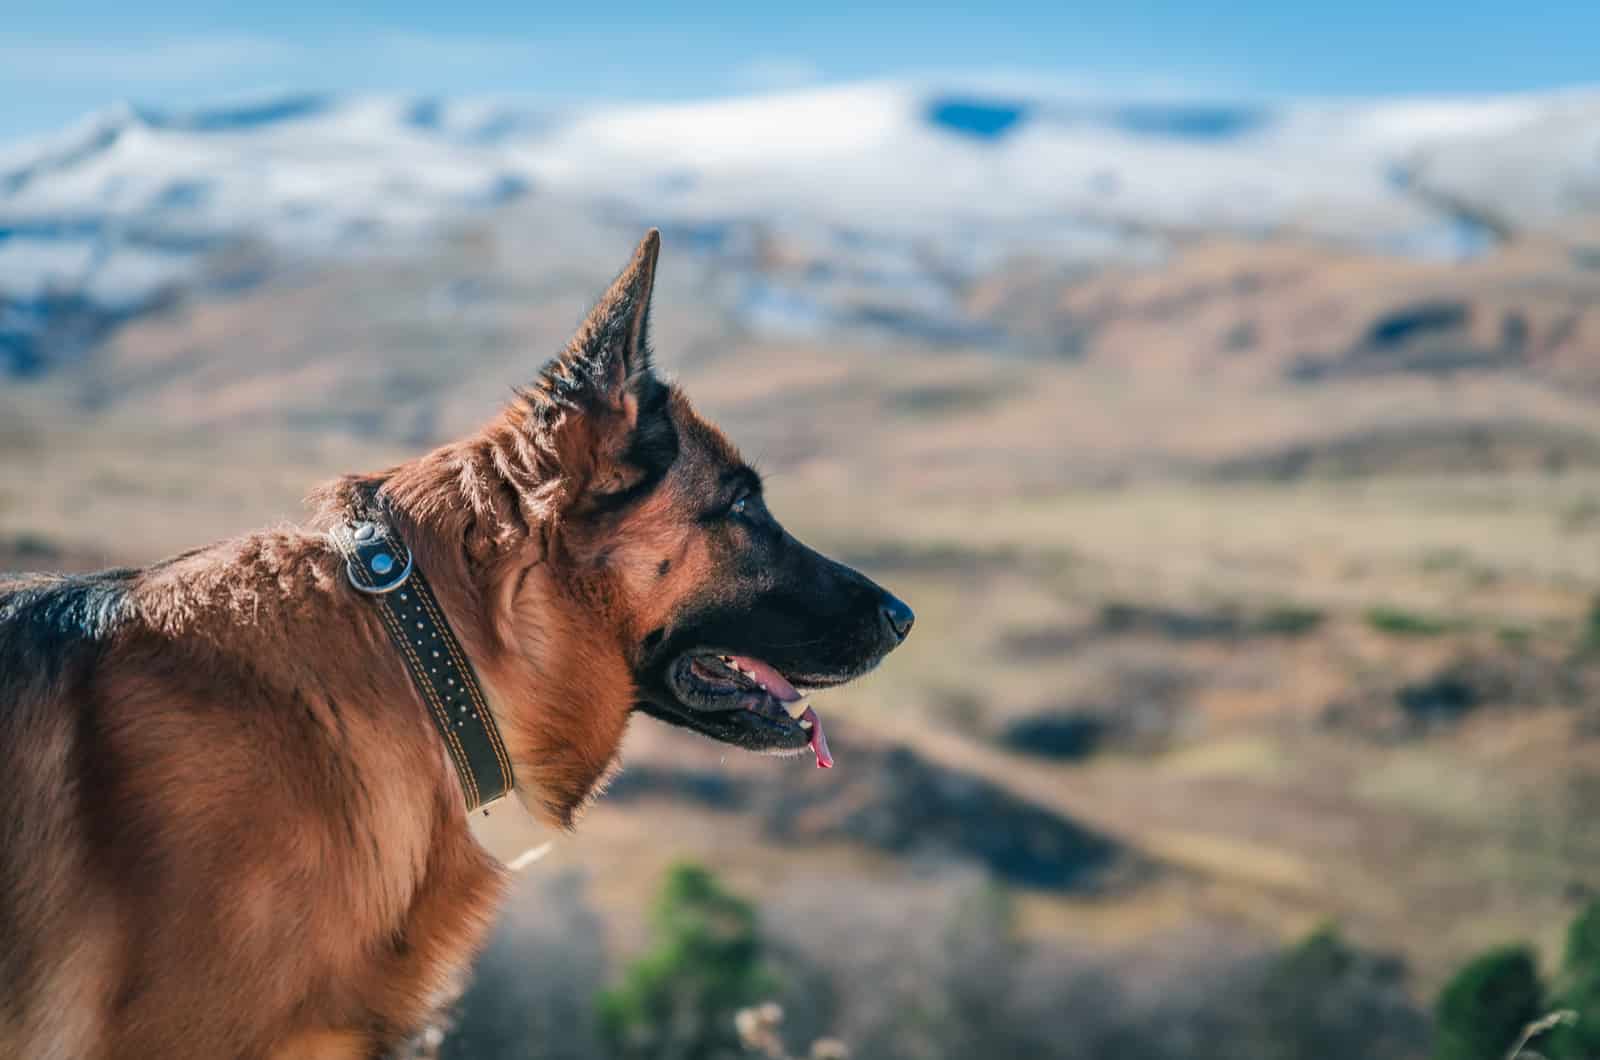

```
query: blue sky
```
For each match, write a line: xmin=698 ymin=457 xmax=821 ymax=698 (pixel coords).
xmin=3 ymin=1 xmax=1598 ymax=142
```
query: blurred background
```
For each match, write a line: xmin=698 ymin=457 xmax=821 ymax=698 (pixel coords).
xmin=7 ymin=3 xmax=1600 ymax=1058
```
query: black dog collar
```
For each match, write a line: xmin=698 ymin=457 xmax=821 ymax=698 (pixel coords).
xmin=331 ymin=519 xmax=515 ymax=812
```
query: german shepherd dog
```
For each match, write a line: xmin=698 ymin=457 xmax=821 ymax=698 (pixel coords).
xmin=0 ymin=231 xmax=913 ymax=1059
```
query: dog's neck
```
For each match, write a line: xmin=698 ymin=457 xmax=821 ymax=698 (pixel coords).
xmin=315 ymin=430 xmax=636 ymax=829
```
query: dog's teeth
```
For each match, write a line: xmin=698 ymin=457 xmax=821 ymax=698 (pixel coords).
xmin=784 ymin=697 xmax=810 ymax=719
xmin=798 ymin=717 xmax=813 ymax=730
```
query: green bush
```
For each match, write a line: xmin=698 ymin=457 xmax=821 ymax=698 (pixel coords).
xmin=1497 ymin=625 xmax=1533 ymax=647
xmin=597 ymin=862 xmax=774 ymax=1060
xmin=1546 ymin=899 xmax=1600 ymax=1058
xmin=1432 ymin=945 xmax=1544 ymax=1060
xmin=1564 ymin=898 xmax=1600 ymax=975
xmin=1583 ymin=597 xmax=1600 ymax=653
xmin=1366 ymin=606 xmax=1461 ymax=637
xmin=1223 ymin=923 xmax=1427 ymax=1060
xmin=1254 ymin=605 xmax=1326 ymax=637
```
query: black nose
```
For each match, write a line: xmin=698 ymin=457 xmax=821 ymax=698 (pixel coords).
xmin=879 ymin=593 xmax=915 ymax=643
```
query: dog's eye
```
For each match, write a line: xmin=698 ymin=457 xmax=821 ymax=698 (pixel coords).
xmin=730 ymin=497 xmax=749 ymax=518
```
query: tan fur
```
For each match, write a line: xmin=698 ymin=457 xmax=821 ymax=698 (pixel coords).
xmin=268 ymin=1030 xmax=371 ymax=1060
xmin=0 ymin=232 xmax=778 ymax=1058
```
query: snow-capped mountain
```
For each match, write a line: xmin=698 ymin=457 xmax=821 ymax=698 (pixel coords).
xmin=3 ymin=80 xmax=1599 ymax=373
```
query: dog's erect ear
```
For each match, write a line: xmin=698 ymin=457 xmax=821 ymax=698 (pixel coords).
xmin=529 ymin=230 xmax=676 ymax=505
xmin=566 ymin=228 xmax=660 ymax=400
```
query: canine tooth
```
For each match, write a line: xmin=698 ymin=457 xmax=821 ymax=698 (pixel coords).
xmin=798 ymin=717 xmax=813 ymax=730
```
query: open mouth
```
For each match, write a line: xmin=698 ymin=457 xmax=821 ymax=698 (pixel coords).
xmin=664 ymin=652 xmax=834 ymax=768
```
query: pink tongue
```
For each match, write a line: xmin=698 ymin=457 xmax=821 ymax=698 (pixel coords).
xmin=800 ymin=706 xmax=833 ymax=769
xmin=723 ymin=655 xmax=831 ymax=768
xmin=726 ymin=655 xmax=802 ymax=702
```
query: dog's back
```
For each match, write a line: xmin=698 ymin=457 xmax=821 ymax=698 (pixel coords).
xmin=1 ymin=573 xmax=135 ymax=1059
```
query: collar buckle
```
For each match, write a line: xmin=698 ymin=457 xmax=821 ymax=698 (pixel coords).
xmin=342 ymin=521 xmax=415 ymax=596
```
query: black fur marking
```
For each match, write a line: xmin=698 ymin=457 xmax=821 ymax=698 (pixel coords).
xmin=0 ymin=570 xmax=135 ymax=686
xmin=720 ymin=466 xmax=764 ymax=493
xmin=625 ymin=374 xmax=678 ymax=481
xmin=590 ymin=375 xmax=680 ymax=516
xmin=657 ymin=558 xmax=671 ymax=577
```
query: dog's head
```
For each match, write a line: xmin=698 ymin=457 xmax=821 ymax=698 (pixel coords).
xmin=386 ymin=231 xmax=911 ymax=821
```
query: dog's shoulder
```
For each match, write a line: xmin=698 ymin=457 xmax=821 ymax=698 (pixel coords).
xmin=0 ymin=567 xmax=139 ymax=682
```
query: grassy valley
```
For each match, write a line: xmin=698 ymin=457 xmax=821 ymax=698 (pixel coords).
xmin=7 ymin=213 xmax=1600 ymax=1054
